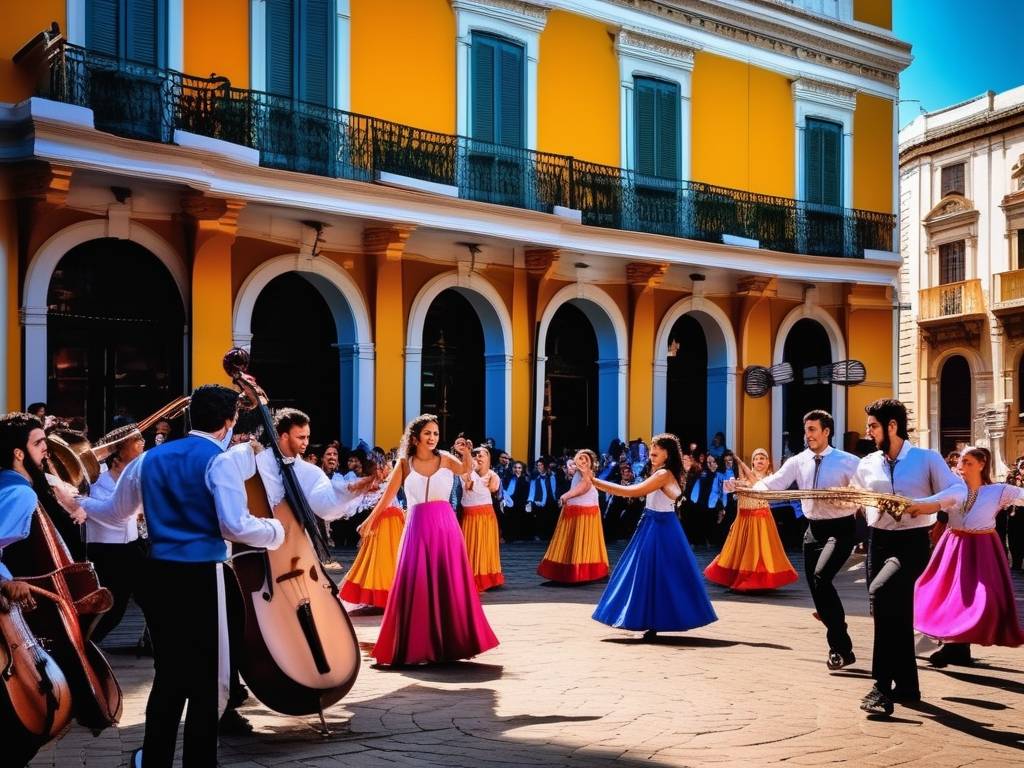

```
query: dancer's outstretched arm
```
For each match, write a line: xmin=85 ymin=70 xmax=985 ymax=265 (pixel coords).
xmin=357 ymin=460 xmax=406 ymax=535
xmin=584 ymin=467 xmax=673 ymax=498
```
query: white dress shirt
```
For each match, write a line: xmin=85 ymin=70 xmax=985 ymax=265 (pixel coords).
xmin=753 ymin=446 xmax=860 ymax=520
xmin=853 ymin=441 xmax=967 ymax=531
xmin=83 ymin=431 xmax=284 ymax=551
xmin=248 ymin=447 xmax=362 ymax=521
xmin=80 ymin=469 xmax=140 ymax=544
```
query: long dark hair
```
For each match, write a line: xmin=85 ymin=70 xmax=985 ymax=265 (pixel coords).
xmin=650 ymin=432 xmax=685 ymax=486
xmin=401 ymin=414 xmax=440 ymax=459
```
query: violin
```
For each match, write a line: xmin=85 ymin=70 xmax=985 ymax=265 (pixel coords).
xmin=223 ymin=348 xmax=359 ymax=720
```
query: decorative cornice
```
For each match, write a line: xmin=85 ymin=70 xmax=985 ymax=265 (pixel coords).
xmin=792 ymin=76 xmax=858 ymax=111
xmin=181 ymin=192 xmax=245 ymax=234
xmin=900 ymin=103 xmax=1024 ymax=164
xmin=923 ymin=194 xmax=978 ymax=225
xmin=450 ymin=0 xmax=550 ymax=31
xmin=14 ymin=161 xmax=73 ymax=208
xmin=363 ymin=225 xmax=415 ymax=261
xmin=735 ymin=275 xmax=777 ymax=296
xmin=524 ymin=247 xmax=559 ymax=276
xmin=616 ymin=27 xmax=696 ymax=70
xmin=606 ymin=0 xmax=907 ymax=86
xmin=626 ymin=261 xmax=668 ymax=287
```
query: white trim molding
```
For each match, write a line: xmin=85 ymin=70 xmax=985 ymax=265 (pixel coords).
xmin=615 ymin=27 xmax=696 ymax=177
xmin=535 ymin=282 xmax=629 ymax=458
xmin=771 ymin=300 xmax=847 ymax=466
xmin=793 ymin=76 xmax=857 ymax=209
xmin=23 ymin=218 xmax=190 ymax=406
xmin=651 ymin=296 xmax=738 ymax=450
xmin=404 ymin=268 xmax=514 ymax=449
xmin=66 ymin=0 xmax=183 ymax=70
xmin=453 ymin=0 xmax=549 ymax=149
xmin=233 ymin=253 xmax=374 ymax=445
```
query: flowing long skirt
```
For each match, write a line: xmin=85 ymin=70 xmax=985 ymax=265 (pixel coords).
xmin=461 ymin=503 xmax=504 ymax=591
xmin=914 ymin=528 xmax=1024 ymax=646
xmin=339 ymin=505 xmax=405 ymax=608
xmin=372 ymin=500 xmax=499 ymax=665
xmin=593 ymin=509 xmax=718 ymax=632
xmin=537 ymin=504 xmax=609 ymax=583
xmin=704 ymin=507 xmax=799 ymax=591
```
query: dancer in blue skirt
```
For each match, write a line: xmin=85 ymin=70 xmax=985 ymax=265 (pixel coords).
xmin=583 ymin=433 xmax=718 ymax=641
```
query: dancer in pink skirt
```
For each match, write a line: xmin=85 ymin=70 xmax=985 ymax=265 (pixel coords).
xmin=914 ymin=446 xmax=1024 ymax=667
xmin=359 ymin=415 xmax=499 ymax=666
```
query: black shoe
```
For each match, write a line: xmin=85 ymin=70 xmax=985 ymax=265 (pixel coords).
xmin=227 ymin=683 xmax=250 ymax=710
xmin=859 ymin=685 xmax=894 ymax=716
xmin=219 ymin=708 xmax=254 ymax=735
xmin=929 ymin=644 xmax=973 ymax=668
xmin=891 ymin=689 xmax=921 ymax=704
xmin=827 ymin=650 xmax=856 ymax=670
xmin=642 ymin=630 xmax=658 ymax=642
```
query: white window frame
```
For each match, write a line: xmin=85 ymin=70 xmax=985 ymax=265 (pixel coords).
xmin=615 ymin=28 xmax=694 ymax=179
xmin=452 ymin=0 xmax=547 ymax=149
xmin=250 ymin=0 xmax=351 ymax=109
xmin=67 ymin=0 xmax=184 ymax=71
xmin=792 ymin=77 xmax=855 ymax=208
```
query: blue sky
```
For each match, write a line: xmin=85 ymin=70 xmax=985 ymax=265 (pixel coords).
xmin=893 ymin=0 xmax=1024 ymax=128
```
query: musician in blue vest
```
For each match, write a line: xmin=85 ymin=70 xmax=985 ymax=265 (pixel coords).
xmin=527 ymin=459 xmax=559 ymax=540
xmin=71 ymin=385 xmax=284 ymax=768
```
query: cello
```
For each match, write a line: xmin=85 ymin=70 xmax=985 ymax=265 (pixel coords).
xmin=223 ymin=348 xmax=360 ymax=722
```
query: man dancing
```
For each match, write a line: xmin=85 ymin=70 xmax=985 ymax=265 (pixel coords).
xmin=853 ymin=398 xmax=966 ymax=717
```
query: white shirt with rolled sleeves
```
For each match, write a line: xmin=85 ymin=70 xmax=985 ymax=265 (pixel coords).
xmin=240 ymin=447 xmax=363 ymax=521
xmin=852 ymin=441 xmax=967 ymax=531
xmin=83 ymin=432 xmax=284 ymax=551
xmin=79 ymin=469 xmax=140 ymax=544
xmin=751 ymin=446 xmax=860 ymax=520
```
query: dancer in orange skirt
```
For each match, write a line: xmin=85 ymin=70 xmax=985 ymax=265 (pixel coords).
xmin=704 ymin=448 xmax=798 ymax=591
xmin=538 ymin=449 xmax=609 ymax=583
xmin=340 ymin=458 xmax=406 ymax=609
xmin=461 ymin=447 xmax=504 ymax=591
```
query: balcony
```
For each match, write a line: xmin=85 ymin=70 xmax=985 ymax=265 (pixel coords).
xmin=992 ymin=269 xmax=1024 ymax=337
xmin=24 ymin=38 xmax=895 ymax=259
xmin=918 ymin=278 xmax=986 ymax=345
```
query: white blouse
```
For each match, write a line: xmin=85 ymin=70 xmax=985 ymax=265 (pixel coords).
xmin=462 ymin=471 xmax=495 ymax=507
xmin=948 ymin=483 xmax=1024 ymax=532
xmin=646 ymin=487 xmax=677 ymax=512
xmin=404 ymin=463 xmax=455 ymax=507
xmin=565 ymin=472 xmax=598 ymax=507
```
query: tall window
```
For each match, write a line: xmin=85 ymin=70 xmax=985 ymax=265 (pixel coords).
xmin=86 ymin=0 xmax=167 ymax=66
xmin=804 ymin=118 xmax=843 ymax=207
xmin=470 ymin=33 xmax=524 ymax=147
xmin=939 ymin=240 xmax=966 ymax=285
xmin=634 ymin=77 xmax=680 ymax=180
xmin=941 ymin=163 xmax=965 ymax=197
xmin=266 ymin=0 xmax=334 ymax=105
xmin=1018 ymin=228 xmax=1024 ymax=270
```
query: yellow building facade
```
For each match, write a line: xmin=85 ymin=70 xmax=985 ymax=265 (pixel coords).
xmin=0 ymin=0 xmax=909 ymax=465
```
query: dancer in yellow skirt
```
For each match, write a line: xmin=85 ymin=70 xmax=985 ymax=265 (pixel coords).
xmin=704 ymin=448 xmax=798 ymax=591
xmin=538 ymin=449 xmax=609 ymax=583
xmin=461 ymin=447 xmax=504 ymax=591
xmin=340 ymin=458 xmax=406 ymax=609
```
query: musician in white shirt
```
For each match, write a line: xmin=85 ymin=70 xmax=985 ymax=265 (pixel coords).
xmin=853 ymin=398 xmax=966 ymax=717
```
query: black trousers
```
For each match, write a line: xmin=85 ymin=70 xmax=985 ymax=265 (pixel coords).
xmin=86 ymin=540 xmax=146 ymax=643
xmin=866 ymin=527 xmax=932 ymax=696
xmin=1007 ymin=508 xmax=1024 ymax=569
xmin=141 ymin=559 xmax=223 ymax=768
xmin=803 ymin=516 xmax=857 ymax=655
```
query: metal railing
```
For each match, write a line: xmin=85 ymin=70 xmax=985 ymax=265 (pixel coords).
xmin=918 ymin=279 xmax=985 ymax=321
xmin=37 ymin=41 xmax=895 ymax=258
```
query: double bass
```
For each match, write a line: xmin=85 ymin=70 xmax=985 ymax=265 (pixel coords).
xmin=223 ymin=348 xmax=360 ymax=722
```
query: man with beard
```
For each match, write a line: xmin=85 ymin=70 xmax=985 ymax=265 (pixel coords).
xmin=852 ymin=398 xmax=966 ymax=717
xmin=68 ymin=384 xmax=285 ymax=767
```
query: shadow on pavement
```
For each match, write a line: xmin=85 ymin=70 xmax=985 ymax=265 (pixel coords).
xmin=601 ymin=635 xmax=791 ymax=651
xmin=901 ymin=699 xmax=1024 ymax=749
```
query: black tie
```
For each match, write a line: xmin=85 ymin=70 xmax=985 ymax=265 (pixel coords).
xmin=813 ymin=455 xmax=823 ymax=489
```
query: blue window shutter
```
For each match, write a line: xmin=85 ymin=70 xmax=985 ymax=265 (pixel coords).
xmin=299 ymin=0 xmax=331 ymax=105
xmin=805 ymin=118 xmax=842 ymax=206
xmin=634 ymin=80 xmax=656 ymax=176
xmin=471 ymin=35 xmax=495 ymax=142
xmin=125 ymin=0 xmax=166 ymax=66
xmin=655 ymin=82 xmax=679 ymax=179
xmin=266 ymin=0 xmax=295 ymax=97
xmin=86 ymin=0 xmax=120 ymax=57
xmin=497 ymin=42 xmax=523 ymax=147
xmin=635 ymin=77 xmax=679 ymax=179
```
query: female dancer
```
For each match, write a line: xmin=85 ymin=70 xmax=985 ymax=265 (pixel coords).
xmin=537 ymin=450 xmax=609 ymax=583
xmin=358 ymin=416 xmax=498 ymax=666
xmin=704 ymin=448 xmax=798 ymax=592
xmin=914 ymin=446 xmax=1024 ymax=666
xmin=339 ymin=457 xmax=406 ymax=609
xmin=461 ymin=447 xmax=504 ymax=591
xmin=583 ymin=434 xmax=717 ymax=640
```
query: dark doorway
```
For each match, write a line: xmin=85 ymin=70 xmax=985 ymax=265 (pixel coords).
xmin=782 ymin=319 xmax=832 ymax=456
xmin=940 ymin=355 xmax=971 ymax=455
xmin=544 ymin=303 xmax=598 ymax=456
xmin=420 ymin=289 xmax=485 ymax=445
xmin=665 ymin=314 xmax=708 ymax=450
xmin=250 ymin=273 xmax=340 ymax=444
xmin=47 ymin=239 xmax=185 ymax=438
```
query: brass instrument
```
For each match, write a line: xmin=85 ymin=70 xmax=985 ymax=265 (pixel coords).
xmin=46 ymin=396 xmax=190 ymax=492
xmin=733 ymin=486 xmax=913 ymax=522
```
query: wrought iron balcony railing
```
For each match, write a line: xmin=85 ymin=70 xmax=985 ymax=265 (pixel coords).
xmin=33 ymin=40 xmax=894 ymax=258
xmin=918 ymin=279 xmax=985 ymax=322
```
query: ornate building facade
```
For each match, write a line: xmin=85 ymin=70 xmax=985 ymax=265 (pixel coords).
xmin=1 ymin=0 xmax=906 ymax=462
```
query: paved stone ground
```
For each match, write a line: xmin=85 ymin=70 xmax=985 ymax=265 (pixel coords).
xmin=29 ymin=540 xmax=1024 ymax=767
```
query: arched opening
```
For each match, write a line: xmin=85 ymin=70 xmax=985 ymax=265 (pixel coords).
xmin=250 ymin=273 xmax=340 ymax=442
xmin=940 ymin=354 xmax=971 ymax=455
xmin=543 ymin=303 xmax=599 ymax=455
xmin=782 ymin=318 xmax=832 ymax=456
xmin=419 ymin=289 xmax=485 ymax=445
xmin=666 ymin=314 xmax=707 ymax=447
xmin=47 ymin=238 xmax=185 ymax=436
